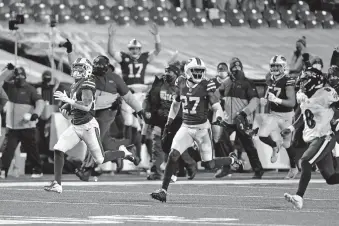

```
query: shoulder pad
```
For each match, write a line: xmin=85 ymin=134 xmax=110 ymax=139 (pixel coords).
xmin=81 ymin=78 xmax=96 ymax=90
xmin=142 ymin=51 xmax=150 ymax=57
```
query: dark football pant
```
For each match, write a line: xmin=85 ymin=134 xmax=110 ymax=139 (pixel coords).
xmin=297 ymin=134 xmax=339 ymax=197
xmin=223 ymin=124 xmax=263 ymax=173
xmin=82 ymin=108 xmax=117 ymax=168
xmin=0 ymin=128 xmax=42 ymax=175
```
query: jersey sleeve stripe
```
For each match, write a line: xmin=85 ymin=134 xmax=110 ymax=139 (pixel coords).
xmin=207 ymin=82 xmax=216 ymax=87
xmin=207 ymin=86 xmax=216 ymax=91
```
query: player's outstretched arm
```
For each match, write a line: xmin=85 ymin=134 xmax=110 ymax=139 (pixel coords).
xmin=147 ymin=23 xmax=161 ymax=63
xmin=166 ymin=50 xmax=179 ymax=65
xmin=73 ymin=89 xmax=94 ymax=112
xmin=107 ymin=24 xmax=122 ymax=63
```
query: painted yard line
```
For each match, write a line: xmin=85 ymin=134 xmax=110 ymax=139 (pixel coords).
xmin=0 ymin=199 xmax=330 ymax=214
xmin=1 ymin=188 xmax=338 ymax=202
xmin=0 ymin=179 xmax=327 ymax=187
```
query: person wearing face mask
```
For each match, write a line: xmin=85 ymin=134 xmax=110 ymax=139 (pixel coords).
xmin=0 ymin=64 xmax=45 ymax=179
xmin=216 ymin=57 xmax=264 ymax=179
xmin=289 ymin=36 xmax=307 ymax=78
xmin=144 ymin=64 xmax=197 ymax=181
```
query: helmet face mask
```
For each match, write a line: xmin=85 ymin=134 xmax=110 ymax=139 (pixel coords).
xmin=93 ymin=56 xmax=109 ymax=76
xmin=184 ymin=58 xmax=206 ymax=84
xmin=72 ymin=58 xmax=93 ymax=80
xmin=128 ymin=39 xmax=142 ymax=59
xmin=269 ymin=55 xmax=287 ymax=78
xmin=300 ymin=67 xmax=325 ymax=97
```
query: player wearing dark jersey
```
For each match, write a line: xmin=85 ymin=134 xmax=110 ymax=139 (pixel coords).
xmin=108 ymin=23 xmax=161 ymax=85
xmin=258 ymin=55 xmax=298 ymax=178
xmin=150 ymin=58 xmax=241 ymax=202
xmin=44 ymin=58 xmax=136 ymax=194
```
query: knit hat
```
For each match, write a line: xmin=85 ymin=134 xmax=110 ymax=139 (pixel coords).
xmin=229 ymin=57 xmax=243 ymax=72
xmin=297 ymin=36 xmax=306 ymax=47
xmin=217 ymin=62 xmax=228 ymax=71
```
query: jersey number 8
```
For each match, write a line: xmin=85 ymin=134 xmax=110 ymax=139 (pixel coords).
xmin=181 ymin=96 xmax=200 ymax=115
xmin=128 ymin=63 xmax=143 ymax=78
xmin=305 ymin=109 xmax=316 ymax=129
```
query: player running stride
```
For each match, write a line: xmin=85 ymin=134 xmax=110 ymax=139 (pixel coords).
xmin=282 ymin=67 xmax=339 ymax=209
xmin=150 ymin=58 xmax=241 ymax=202
xmin=44 ymin=58 xmax=136 ymax=193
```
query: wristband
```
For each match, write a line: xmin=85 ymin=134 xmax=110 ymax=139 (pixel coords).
xmin=287 ymin=125 xmax=295 ymax=132
xmin=155 ymin=34 xmax=161 ymax=43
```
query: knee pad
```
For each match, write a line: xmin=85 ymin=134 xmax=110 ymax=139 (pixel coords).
xmin=169 ymin=149 xmax=181 ymax=162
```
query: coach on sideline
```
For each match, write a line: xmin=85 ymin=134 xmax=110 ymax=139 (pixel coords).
xmin=60 ymin=39 xmax=143 ymax=181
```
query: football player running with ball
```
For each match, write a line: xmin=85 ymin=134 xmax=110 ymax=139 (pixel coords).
xmin=44 ymin=58 xmax=136 ymax=193
xmin=150 ymin=58 xmax=241 ymax=202
xmin=258 ymin=55 xmax=298 ymax=178
xmin=283 ymin=67 xmax=339 ymax=209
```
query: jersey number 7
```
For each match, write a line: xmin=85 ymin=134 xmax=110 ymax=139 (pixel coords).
xmin=181 ymin=96 xmax=200 ymax=114
xmin=128 ymin=63 xmax=143 ymax=78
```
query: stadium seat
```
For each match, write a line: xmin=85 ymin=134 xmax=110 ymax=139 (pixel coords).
xmin=208 ymin=8 xmax=227 ymax=27
xmin=169 ymin=7 xmax=188 ymax=26
xmin=97 ymin=0 xmax=115 ymax=8
xmin=84 ymin=0 xmax=100 ymax=8
xmin=226 ymin=9 xmax=245 ymax=22
xmin=187 ymin=8 xmax=208 ymax=27
xmin=92 ymin=4 xmax=111 ymax=24
xmin=62 ymin=0 xmax=81 ymax=8
xmin=323 ymin=20 xmax=337 ymax=29
xmin=152 ymin=0 xmax=172 ymax=9
xmin=229 ymin=18 xmax=248 ymax=27
xmin=149 ymin=7 xmax=169 ymax=26
xmin=0 ymin=3 xmax=10 ymax=21
xmin=244 ymin=9 xmax=263 ymax=21
xmin=286 ymin=19 xmax=305 ymax=29
xmin=41 ymin=0 xmax=62 ymax=7
xmin=111 ymin=5 xmax=131 ymax=25
xmin=263 ymin=9 xmax=281 ymax=21
xmin=9 ymin=2 xmax=25 ymax=14
xmin=52 ymin=4 xmax=72 ymax=24
xmin=268 ymin=19 xmax=287 ymax=28
xmin=280 ymin=9 xmax=296 ymax=24
xmin=133 ymin=0 xmax=151 ymax=8
xmin=315 ymin=10 xmax=333 ymax=23
xmin=298 ymin=10 xmax=316 ymax=22
xmin=305 ymin=20 xmax=322 ymax=29
xmin=249 ymin=18 xmax=268 ymax=28
xmin=74 ymin=7 xmax=92 ymax=23
xmin=32 ymin=3 xmax=53 ymax=23
xmin=130 ymin=6 xmax=149 ymax=25
xmin=25 ymin=0 xmax=42 ymax=7
xmin=291 ymin=1 xmax=310 ymax=13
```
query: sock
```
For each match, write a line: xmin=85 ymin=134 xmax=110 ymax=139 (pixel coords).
xmin=133 ymin=129 xmax=141 ymax=158
xmin=103 ymin=151 xmax=125 ymax=163
xmin=54 ymin=150 xmax=64 ymax=185
xmin=162 ymin=150 xmax=180 ymax=191
xmin=124 ymin=126 xmax=132 ymax=141
xmin=259 ymin=136 xmax=277 ymax=148
xmin=296 ymin=160 xmax=312 ymax=197
xmin=286 ymin=147 xmax=296 ymax=168
xmin=326 ymin=174 xmax=339 ymax=185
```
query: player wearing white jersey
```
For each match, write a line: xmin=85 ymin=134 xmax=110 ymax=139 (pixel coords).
xmin=282 ymin=67 xmax=339 ymax=210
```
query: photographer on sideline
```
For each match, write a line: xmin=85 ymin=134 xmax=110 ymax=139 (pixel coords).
xmin=0 ymin=64 xmax=44 ymax=179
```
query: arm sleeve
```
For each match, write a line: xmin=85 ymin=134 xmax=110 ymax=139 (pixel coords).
xmin=112 ymin=73 xmax=129 ymax=96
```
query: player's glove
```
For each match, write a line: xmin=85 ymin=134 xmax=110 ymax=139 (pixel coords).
xmin=296 ymin=91 xmax=308 ymax=104
xmin=281 ymin=126 xmax=295 ymax=137
xmin=59 ymin=38 xmax=73 ymax=53
xmin=54 ymin=91 xmax=75 ymax=105
xmin=234 ymin=111 xmax=256 ymax=136
xmin=30 ymin=113 xmax=39 ymax=121
xmin=132 ymin=110 xmax=144 ymax=120
xmin=212 ymin=116 xmax=228 ymax=129
xmin=267 ymin=92 xmax=282 ymax=104
xmin=6 ymin=63 xmax=15 ymax=70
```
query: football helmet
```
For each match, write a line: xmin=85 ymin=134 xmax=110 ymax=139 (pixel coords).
xmin=328 ymin=65 xmax=339 ymax=90
xmin=128 ymin=39 xmax=142 ymax=59
xmin=299 ymin=67 xmax=325 ymax=98
xmin=93 ymin=55 xmax=110 ymax=76
xmin=71 ymin=58 xmax=93 ymax=80
xmin=184 ymin=57 xmax=206 ymax=83
xmin=269 ymin=55 xmax=288 ymax=78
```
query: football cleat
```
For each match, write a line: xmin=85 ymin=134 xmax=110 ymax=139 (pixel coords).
xmin=75 ymin=167 xmax=92 ymax=182
xmin=31 ymin=173 xmax=43 ymax=178
xmin=214 ymin=167 xmax=231 ymax=178
xmin=285 ymin=168 xmax=299 ymax=179
xmin=170 ymin=175 xmax=177 ymax=183
xmin=147 ymin=174 xmax=162 ymax=180
xmin=44 ymin=180 xmax=62 ymax=193
xmin=150 ymin=189 xmax=167 ymax=203
xmin=284 ymin=193 xmax=303 ymax=210
xmin=252 ymin=170 xmax=264 ymax=179
xmin=0 ymin=170 xmax=6 ymax=179
xmin=120 ymin=145 xmax=140 ymax=166
xmin=271 ymin=146 xmax=281 ymax=163
xmin=187 ymin=165 xmax=197 ymax=180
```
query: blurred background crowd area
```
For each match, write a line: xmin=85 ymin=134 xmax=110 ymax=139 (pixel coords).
xmin=0 ymin=0 xmax=337 ymax=177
